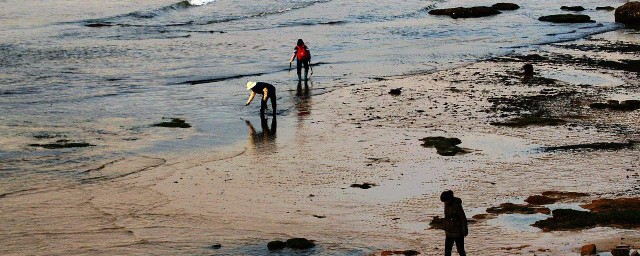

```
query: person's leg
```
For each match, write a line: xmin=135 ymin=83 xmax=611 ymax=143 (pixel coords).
xmin=260 ymin=97 xmax=267 ymax=115
xmin=444 ymin=237 xmax=454 ymax=256
xmin=454 ymin=237 xmax=466 ymax=256
xmin=296 ymin=60 xmax=303 ymax=80
xmin=303 ymin=60 xmax=309 ymax=80
xmin=270 ymin=90 xmax=276 ymax=116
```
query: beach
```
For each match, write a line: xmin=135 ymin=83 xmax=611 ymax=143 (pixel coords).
xmin=2 ymin=0 xmax=640 ymax=255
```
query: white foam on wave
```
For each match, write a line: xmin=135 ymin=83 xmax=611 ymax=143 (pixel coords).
xmin=188 ymin=0 xmax=216 ymax=6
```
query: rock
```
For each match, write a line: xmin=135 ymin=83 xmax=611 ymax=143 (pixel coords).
xmin=561 ymin=6 xmax=586 ymax=11
xmin=542 ymin=141 xmax=637 ymax=152
xmin=630 ymin=250 xmax=639 ymax=256
xmin=389 ymin=88 xmax=402 ymax=95
xmin=429 ymin=6 xmax=501 ymax=19
xmin=381 ymin=250 xmax=420 ymax=256
xmin=539 ymin=14 xmax=593 ymax=23
xmin=486 ymin=203 xmax=548 ymax=214
xmin=589 ymin=102 xmax=609 ymax=109
xmin=616 ymin=2 xmax=640 ymax=26
xmin=351 ymin=182 xmax=376 ymax=189
xmin=419 ymin=136 xmax=468 ymax=156
xmin=612 ymin=245 xmax=631 ymax=256
xmin=596 ymin=6 xmax=615 ymax=11
xmin=153 ymin=118 xmax=192 ymax=128
xmin=581 ymin=244 xmax=596 ymax=255
xmin=267 ymin=240 xmax=286 ymax=251
xmin=525 ymin=195 xmax=557 ymax=205
xmin=490 ymin=117 xmax=566 ymax=127
xmin=210 ymin=244 xmax=222 ymax=249
xmin=492 ymin=3 xmax=520 ymax=10
xmin=29 ymin=139 xmax=95 ymax=149
xmin=285 ymin=238 xmax=315 ymax=249
xmin=85 ymin=23 xmax=114 ymax=27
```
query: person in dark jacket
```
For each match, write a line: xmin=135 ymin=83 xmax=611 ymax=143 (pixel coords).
xmin=245 ymin=81 xmax=276 ymax=117
xmin=440 ymin=190 xmax=468 ymax=256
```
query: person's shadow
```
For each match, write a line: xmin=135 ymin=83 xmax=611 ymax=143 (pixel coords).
xmin=245 ymin=115 xmax=277 ymax=152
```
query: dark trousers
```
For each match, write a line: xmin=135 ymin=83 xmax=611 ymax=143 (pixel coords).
xmin=445 ymin=236 xmax=466 ymax=256
xmin=296 ymin=59 xmax=309 ymax=76
xmin=260 ymin=90 xmax=277 ymax=116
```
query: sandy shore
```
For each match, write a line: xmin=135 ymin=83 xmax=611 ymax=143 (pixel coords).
xmin=2 ymin=30 xmax=640 ymax=255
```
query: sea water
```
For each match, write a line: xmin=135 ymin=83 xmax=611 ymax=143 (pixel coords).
xmin=0 ymin=0 xmax=625 ymax=211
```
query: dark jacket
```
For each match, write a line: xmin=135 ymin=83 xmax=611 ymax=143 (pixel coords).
xmin=443 ymin=197 xmax=468 ymax=237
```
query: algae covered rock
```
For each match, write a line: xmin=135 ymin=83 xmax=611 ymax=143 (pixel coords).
xmin=429 ymin=6 xmax=501 ymax=19
xmin=539 ymin=14 xmax=593 ymax=23
xmin=153 ymin=118 xmax=192 ymax=128
xmin=285 ymin=238 xmax=315 ymax=249
xmin=561 ymin=6 xmax=585 ymax=12
xmin=492 ymin=3 xmax=520 ymax=10
xmin=616 ymin=2 xmax=640 ymax=26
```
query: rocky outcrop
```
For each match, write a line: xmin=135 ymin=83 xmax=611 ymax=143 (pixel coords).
xmin=153 ymin=118 xmax=192 ymax=128
xmin=616 ymin=2 xmax=640 ymax=26
xmin=561 ymin=6 xmax=585 ymax=11
xmin=419 ymin=136 xmax=469 ymax=156
xmin=581 ymin=244 xmax=596 ymax=255
xmin=429 ymin=6 xmax=501 ymax=19
xmin=590 ymin=100 xmax=640 ymax=111
xmin=539 ymin=14 xmax=593 ymax=23
xmin=492 ymin=3 xmax=520 ymax=10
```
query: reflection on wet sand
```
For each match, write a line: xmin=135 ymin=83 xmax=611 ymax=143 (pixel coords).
xmin=295 ymin=80 xmax=312 ymax=119
xmin=245 ymin=115 xmax=277 ymax=152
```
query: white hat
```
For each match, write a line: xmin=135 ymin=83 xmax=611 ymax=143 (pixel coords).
xmin=246 ymin=81 xmax=257 ymax=90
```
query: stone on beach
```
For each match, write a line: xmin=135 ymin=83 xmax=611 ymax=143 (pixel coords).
xmin=538 ymin=14 xmax=593 ymax=23
xmin=561 ymin=6 xmax=586 ymax=12
xmin=580 ymin=244 xmax=596 ymax=255
xmin=492 ymin=3 xmax=520 ymax=10
xmin=616 ymin=2 xmax=640 ymax=26
xmin=419 ymin=136 xmax=468 ymax=156
xmin=267 ymin=240 xmax=286 ymax=251
xmin=429 ymin=6 xmax=501 ymax=19
xmin=285 ymin=238 xmax=316 ymax=249
xmin=153 ymin=118 xmax=192 ymax=128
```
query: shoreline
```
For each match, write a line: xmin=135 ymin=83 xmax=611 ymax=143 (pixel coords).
xmin=2 ymin=27 xmax=640 ymax=255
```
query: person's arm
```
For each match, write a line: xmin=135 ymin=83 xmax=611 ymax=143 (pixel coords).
xmin=262 ymin=87 xmax=269 ymax=101
xmin=289 ymin=51 xmax=297 ymax=63
xmin=246 ymin=91 xmax=256 ymax=106
xmin=458 ymin=204 xmax=468 ymax=237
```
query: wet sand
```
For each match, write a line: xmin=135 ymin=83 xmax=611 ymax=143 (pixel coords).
xmin=2 ymin=30 xmax=640 ymax=255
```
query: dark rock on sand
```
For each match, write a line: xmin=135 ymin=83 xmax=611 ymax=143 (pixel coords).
xmin=85 ymin=23 xmax=115 ymax=28
xmin=381 ymin=250 xmax=420 ymax=256
xmin=616 ymin=2 xmax=640 ymax=26
xmin=525 ymin=195 xmax=557 ymax=205
xmin=581 ymin=244 xmax=597 ymax=255
xmin=631 ymin=250 xmax=639 ymax=256
xmin=30 ymin=139 xmax=94 ymax=149
xmin=419 ymin=136 xmax=468 ymax=156
xmin=389 ymin=88 xmax=402 ymax=95
xmin=523 ymin=63 xmax=534 ymax=76
xmin=351 ymin=182 xmax=376 ymax=189
xmin=542 ymin=141 xmax=637 ymax=152
xmin=286 ymin=238 xmax=316 ymax=249
xmin=596 ymin=6 xmax=615 ymax=11
xmin=210 ymin=244 xmax=222 ymax=249
xmin=533 ymin=198 xmax=640 ymax=231
xmin=611 ymin=245 xmax=631 ymax=256
xmin=429 ymin=6 xmax=501 ymax=19
xmin=539 ymin=14 xmax=593 ymax=23
xmin=486 ymin=203 xmax=549 ymax=215
xmin=267 ymin=241 xmax=286 ymax=251
xmin=561 ymin=6 xmax=586 ymax=12
xmin=153 ymin=118 xmax=192 ymax=128
xmin=492 ymin=3 xmax=520 ymax=11
xmin=590 ymin=100 xmax=640 ymax=111
xmin=490 ymin=117 xmax=566 ymax=127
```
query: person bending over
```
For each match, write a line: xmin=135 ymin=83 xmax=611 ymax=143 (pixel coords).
xmin=245 ymin=81 xmax=276 ymax=117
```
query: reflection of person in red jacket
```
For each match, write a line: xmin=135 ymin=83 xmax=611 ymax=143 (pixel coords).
xmin=289 ymin=39 xmax=311 ymax=81
xmin=440 ymin=190 xmax=468 ymax=256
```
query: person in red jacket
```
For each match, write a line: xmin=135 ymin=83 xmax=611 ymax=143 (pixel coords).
xmin=289 ymin=39 xmax=312 ymax=81
xmin=440 ymin=190 xmax=468 ymax=256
